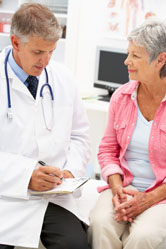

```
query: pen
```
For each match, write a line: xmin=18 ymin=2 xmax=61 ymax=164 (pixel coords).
xmin=38 ymin=161 xmax=63 ymax=180
xmin=38 ymin=160 xmax=46 ymax=166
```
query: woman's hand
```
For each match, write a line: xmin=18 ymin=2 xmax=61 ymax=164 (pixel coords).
xmin=112 ymin=185 xmax=135 ymax=222
xmin=108 ymin=174 xmax=126 ymax=209
xmin=114 ymin=188 xmax=152 ymax=222
xmin=112 ymin=185 xmax=127 ymax=209
xmin=108 ymin=174 xmax=130 ymax=221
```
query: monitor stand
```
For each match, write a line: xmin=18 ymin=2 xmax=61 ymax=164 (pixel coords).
xmin=98 ymin=89 xmax=115 ymax=102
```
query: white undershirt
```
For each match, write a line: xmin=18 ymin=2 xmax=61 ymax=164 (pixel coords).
xmin=124 ymin=107 xmax=156 ymax=192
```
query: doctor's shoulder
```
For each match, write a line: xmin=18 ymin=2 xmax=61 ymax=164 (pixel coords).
xmin=0 ymin=47 xmax=9 ymax=67
xmin=49 ymin=59 xmax=77 ymax=89
xmin=0 ymin=46 xmax=11 ymax=59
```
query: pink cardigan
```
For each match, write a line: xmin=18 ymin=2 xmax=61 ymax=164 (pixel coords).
xmin=98 ymin=81 xmax=166 ymax=197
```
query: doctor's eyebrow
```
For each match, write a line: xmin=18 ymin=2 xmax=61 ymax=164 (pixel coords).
xmin=33 ymin=49 xmax=55 ymax=54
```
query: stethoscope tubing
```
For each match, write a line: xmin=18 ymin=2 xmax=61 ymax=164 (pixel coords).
xmin=40 ymin=68 xmax=54 ymax=100
xmin=5 ymin=49 xmax=12 ymax=109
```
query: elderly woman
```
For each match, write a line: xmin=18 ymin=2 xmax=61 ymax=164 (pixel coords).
xmin=89 ymin=19 xmax=166 ymax=249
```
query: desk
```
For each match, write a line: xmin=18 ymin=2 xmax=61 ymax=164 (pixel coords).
xmin=83 ymin=100 xmax=109 ymax=176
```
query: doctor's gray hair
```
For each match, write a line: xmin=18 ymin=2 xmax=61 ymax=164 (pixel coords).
xmin=10 ymin=3 xmax=62 ymax=44
xmin=128 ymin=18 xmax=166 ymax=78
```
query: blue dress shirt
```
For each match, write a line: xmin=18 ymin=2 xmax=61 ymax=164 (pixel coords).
xmin=8 ymin=49 xmax=29 ymax=86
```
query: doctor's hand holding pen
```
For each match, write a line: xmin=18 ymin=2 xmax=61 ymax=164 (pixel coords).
xmin=28 ymin=161 xmax=74 ymax=191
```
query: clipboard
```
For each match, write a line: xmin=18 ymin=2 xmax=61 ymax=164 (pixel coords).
xmin=29 ymin=177 xmax=89 ymax=195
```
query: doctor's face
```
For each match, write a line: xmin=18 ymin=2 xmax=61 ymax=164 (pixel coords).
xmin=11 ymin=35 xmax=57 ymax=76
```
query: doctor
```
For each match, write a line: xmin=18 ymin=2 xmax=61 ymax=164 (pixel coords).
xmin=0 ymin=3 xmax=91 ymax=249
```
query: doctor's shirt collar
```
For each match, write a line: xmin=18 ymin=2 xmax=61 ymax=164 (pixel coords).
xmin=8 ymin=49 xmax=29 ymax=86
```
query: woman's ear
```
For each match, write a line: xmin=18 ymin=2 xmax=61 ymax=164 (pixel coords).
xmin=157 ymin=52 xmax=166 ymax=67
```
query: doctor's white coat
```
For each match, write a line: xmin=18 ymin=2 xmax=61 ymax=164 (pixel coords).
xmin=0 ymin=48 xmax=91 ymax=247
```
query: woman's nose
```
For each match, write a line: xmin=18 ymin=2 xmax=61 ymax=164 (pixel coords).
xmin=124 ymin=56 xmax=131 ymax=66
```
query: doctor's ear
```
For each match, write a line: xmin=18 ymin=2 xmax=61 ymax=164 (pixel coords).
xmin=11 ymin=35 xmax=21 ymax=51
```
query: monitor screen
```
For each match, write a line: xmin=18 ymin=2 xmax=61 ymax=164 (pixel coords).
xmin=94 ymin=46 xmax=129 ymax=98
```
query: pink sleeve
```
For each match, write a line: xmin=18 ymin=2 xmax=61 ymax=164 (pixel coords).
xmin=98 ymin=93 xmax=123 ymax=182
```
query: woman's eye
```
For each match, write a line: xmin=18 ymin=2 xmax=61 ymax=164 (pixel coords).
xmin=133 ymin=54 xmax=139 ymax=58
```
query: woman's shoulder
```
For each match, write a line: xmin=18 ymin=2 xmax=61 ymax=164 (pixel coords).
xmin=111 ymin=80 xmax=138 ymax=100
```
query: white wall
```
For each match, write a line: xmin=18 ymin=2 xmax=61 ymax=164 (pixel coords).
xmin=74 ymin=0 xmax=106 ymax=95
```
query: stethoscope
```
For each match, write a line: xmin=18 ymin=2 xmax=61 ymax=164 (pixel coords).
xmin=5 ymin=49 xmax=55 ymax=130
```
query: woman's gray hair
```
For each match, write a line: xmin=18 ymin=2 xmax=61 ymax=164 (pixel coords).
xmin=128 ymin=18 xmax=166 ymax=78
xmin=10 ymin=3 xmax=62 ymax=44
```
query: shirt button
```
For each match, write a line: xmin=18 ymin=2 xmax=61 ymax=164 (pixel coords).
xmin=154 ymin=122 xmax=157 ymax=126
xmin=151 ymin=136 xmax=154 ymax=139
xmin=132 ymin=123 xmax=134 ymax=126
xmin=150 ymin=150 xmax=153 ymax=153
xmin=127 ymin=136 xmax=130 ymax=139
xmin=152 ymin=164 xmax=155 ymax=167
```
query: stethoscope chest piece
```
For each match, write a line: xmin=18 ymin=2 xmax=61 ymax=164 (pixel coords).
xmin=7 ymin=109 xmax=13 ymax=120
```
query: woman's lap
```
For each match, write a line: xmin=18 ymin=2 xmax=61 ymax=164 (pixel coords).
xmin=89 ymin=186 xmax=166 ymax=249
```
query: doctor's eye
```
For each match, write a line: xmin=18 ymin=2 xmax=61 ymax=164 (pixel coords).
xmin=49 ymin=50 xmax=54 ymax=55
xmin=34 ymin=50 xmax=43 ymax=55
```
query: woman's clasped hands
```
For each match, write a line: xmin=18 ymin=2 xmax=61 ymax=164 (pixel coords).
xmin=113 ymin=187 xmax=152 ymax=223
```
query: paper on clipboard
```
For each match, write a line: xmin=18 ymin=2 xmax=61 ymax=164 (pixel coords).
xmin=29 ymin=177 xmax=89 ymax=195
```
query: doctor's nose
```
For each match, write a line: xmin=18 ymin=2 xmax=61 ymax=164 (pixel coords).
xmin=40 ymin=54 xmax=52 ymax=66
xmin=44 ymin=54 xmax=51 ymax=66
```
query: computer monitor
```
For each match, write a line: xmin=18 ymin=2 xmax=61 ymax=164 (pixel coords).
xmin=94 ymin=46 xmax=129 ymax=101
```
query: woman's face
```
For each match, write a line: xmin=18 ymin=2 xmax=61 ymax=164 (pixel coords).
xmin=124 ymin=41 xmax=157 ymax=83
